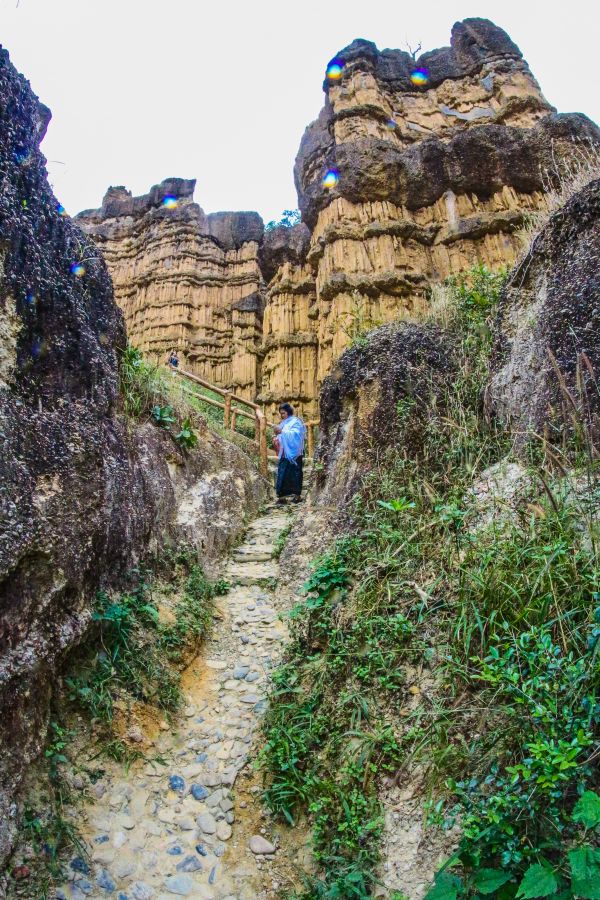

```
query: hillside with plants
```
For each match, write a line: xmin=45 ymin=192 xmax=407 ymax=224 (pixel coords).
xmin=261 ymin=180 xmax=600 ymax=898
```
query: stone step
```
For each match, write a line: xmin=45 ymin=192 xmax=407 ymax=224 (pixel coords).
xmin=225 ymin=559 xmax=278 ymax=586
xmin=231 ymin=548 xmax=274 ymax=563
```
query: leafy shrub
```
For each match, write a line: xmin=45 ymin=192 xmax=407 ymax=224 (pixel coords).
xmin=151 ymin=404 xmax=176 ymax=428
xmin=265 ymin=208 xmax=302 ymax=230
xmin=174 ymin=416 xmax=198 ymax=449
xmin=261 ymin=266 xmax=600 ymax=898
xmin=66 ymin=561 xmax=222 ymax=721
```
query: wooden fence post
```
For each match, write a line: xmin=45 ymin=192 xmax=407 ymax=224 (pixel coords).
xmin=307 ymin=423 xmax=315 ymax=459
xmin=224 ymin=391 xmax=232 ymax=429
xmin=231 ymin=409 xmax=237 ymax=433
xmin=256 ymin=410 xmax=268 ymax=478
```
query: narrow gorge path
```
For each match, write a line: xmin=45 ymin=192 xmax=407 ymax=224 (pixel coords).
xmin=59 ymin=505 xmax=295 ymax=900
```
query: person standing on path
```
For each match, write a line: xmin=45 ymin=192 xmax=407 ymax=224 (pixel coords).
xmin=274 ymin=403 xmax=306 ymax=504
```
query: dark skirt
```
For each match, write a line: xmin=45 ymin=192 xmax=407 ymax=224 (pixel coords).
xmin=275 ymin=456 xmax=303 ymax=498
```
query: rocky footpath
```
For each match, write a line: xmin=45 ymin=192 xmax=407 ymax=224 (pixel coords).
xmin=0 ymin=45 xmax=266 ymax=869
xmin=78 ymin=19 xmax=599 ymax=421
xmin=54 ymin=507 xmax=298 ymax=900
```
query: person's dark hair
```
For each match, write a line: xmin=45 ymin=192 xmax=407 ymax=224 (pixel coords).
xmin=279 ymin=403 xmax=294 ymax=416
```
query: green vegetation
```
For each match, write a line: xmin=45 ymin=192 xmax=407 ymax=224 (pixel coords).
xmin=65 ymin=557 xmax=224 ymax=726
xmin=265 ymin=208 xmax=302 ymax=230
xmin=8 ymin=720 xmax=89 ymax=899
xmin=273 ymin=520 xmax=293 ymax=559
xmin=120 ymin=345 xmax=201 ymax=450
xmin=120 ymin=343 xmax=267 ymax=460
xmin=260 ymin=266 xmax=600 ymax=898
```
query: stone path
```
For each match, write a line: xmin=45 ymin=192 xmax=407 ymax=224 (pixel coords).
xmin=58 ymin=506 xmax=293 ymax=900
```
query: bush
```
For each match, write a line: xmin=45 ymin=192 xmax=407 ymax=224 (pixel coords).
xmin=260 ymin=266 xmax=600 ymax=898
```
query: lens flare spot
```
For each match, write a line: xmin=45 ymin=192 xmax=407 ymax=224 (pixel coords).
xmin=13 ymin=148 xmax=29 ymax=164
xmin=162 ymin=195 xmax=178 ymax=209
xmin=57 ymin=203 xmax=68 ymax=216
xmin=26 ymin=292 xmax=36 ymax=308
xmin=386 ymin=119 xmax=397 ymax=130
xmin=326 ymin=57 xmax=345 ymax=80
xmin=410 ymin=68 xmax=429 ymax=86
xmin=70 ymin=263 xmax=86 ymax=277
xmin=322 ymin=169 xmax=339 ymax=190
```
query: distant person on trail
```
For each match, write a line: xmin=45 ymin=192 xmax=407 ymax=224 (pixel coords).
xmin=274 ymin=403 xmax=306 ymax=505
xmin=167 ymin=349 xmax=179 ymax=374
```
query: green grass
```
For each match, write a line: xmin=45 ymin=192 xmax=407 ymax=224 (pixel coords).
xmin=65 ymin=556 xmax=224 ymax=726
xmin=259 ymin=266 xmax=600 ymax=898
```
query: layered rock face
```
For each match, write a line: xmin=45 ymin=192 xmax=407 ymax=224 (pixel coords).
xmin=78 ymin=19 xmax=599 ymax=421
xmin=0 ymin=47 xmax=265 ymax=866
xmin=77 ymin=186 xmax=265 ymax=398
xmin=293 ymin=19 xmax=599 ymax=394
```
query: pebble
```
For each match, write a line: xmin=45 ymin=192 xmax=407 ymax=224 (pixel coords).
xmin=131 ymin=886 xmax=154 ymax=900
xmin=169 ymin=775 xmax=185 ymax=793
xmin=197 ymin=813 xmax=217 ymax=834
xmin=245 ymin=671 xmax=260 ymax=683
xmin=164 ymin=874 xmax=194 ymax=895
xmin=195 ymin=844 xmax=208 ymax=856
xmin=176 ymin=855 xmax=203 ymax=873
xmin=167 ymin=846 xmax=183 ymax=856
xmin=233 ymin=666 xmax=249 ymax=679
xmin=70 ymin=857 xmax=91 ymax=875
xmin=216 ymin=821 xmax=232 ymax=841
xmin=249 ymin=835 xmax=276 ymax=855
xmin=97 ymin=868 xmax=117 ymax=891
xmin=114 ymin=858 xmax=137 ymax=879
xmin=190 ymin=783 xmax=209 ymax=801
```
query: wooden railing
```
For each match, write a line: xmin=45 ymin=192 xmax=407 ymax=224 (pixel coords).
xmin=172 ymin=367 xmax=319 ymax=478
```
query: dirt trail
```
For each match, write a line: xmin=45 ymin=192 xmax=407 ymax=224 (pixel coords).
xmin=58 ymin=505 xmax=300 ymax=900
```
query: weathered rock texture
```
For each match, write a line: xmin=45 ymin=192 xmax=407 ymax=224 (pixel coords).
xmin=489 ymin=177 xmax=600 ymax=445
xmin=0 ymin=46 xmax=266 ymax=867
xmin=77 ymin=184 xmax=265 ymax=399
xmin=316 ymin=322 xmax=456 ymax=504
xmin=78 ymin=19 xmax=599 ymax=422
xmin=293 ymin=19 xmax=599 ymax=400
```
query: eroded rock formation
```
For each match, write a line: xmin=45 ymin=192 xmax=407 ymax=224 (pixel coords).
xmin=77 ymin=185 xmax=265 ymax=399
xmin=489 ymin=177 xmax=600 ymax=444
xmin=78 ymin=19 xmax=599 ymax=422
xmin=0 ymin=46 xmax=266 ymax=867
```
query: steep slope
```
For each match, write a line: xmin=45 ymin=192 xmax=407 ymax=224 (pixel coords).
xmin=0 ymin=46 xmax=266 ymax=868
xmin=261 ymin=182 xmax=600 ymax=897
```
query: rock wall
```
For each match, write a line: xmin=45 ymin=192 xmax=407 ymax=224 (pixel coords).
xmin=0 ymin=46 xmax=266 ymax=866
xmin=77 ymin=185 xmax=265 ymax=399
xmin=77 ymin=19 xmax=599 ymax=422
xmin=489 ymin=177 xmax=600 ymax=445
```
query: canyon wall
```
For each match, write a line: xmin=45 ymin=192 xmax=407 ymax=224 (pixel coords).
xmin=0 ymin=46 xmax=266 ymax=867
xmin=78 ymin=19 xmax=600 ymax=420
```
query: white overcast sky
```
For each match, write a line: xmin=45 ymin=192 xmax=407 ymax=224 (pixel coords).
xmin=1 ymin=0 xmax=598 ymax=223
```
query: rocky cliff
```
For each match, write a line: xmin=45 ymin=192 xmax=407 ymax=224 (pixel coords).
xmin=489 ymin=177 xmax=600 ymax=444
xmin=0 ymin=46 xmax=266 ymax=866
xmin=77 ymin=184 xmax=265 ymax=400
xmin=77 ymin=18 xmax=599 ymax=422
